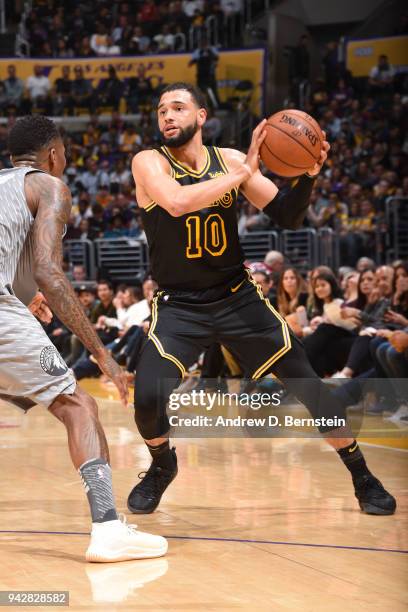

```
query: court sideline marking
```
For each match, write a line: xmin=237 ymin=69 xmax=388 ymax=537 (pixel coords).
xmin=0 ymin=530 xmax=406 ymax=554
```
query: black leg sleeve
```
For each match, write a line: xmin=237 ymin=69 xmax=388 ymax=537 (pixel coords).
xmin=271 ymin=337 xmax=348 ymax=434
xmin=134 ymin=340 xmax=182 ymax=440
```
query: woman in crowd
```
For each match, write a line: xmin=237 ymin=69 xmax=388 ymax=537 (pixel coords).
xmin=276 ymin=267 xmax=308 ymax=337
xmin=303 ymin=270 xmax=358 ymax=376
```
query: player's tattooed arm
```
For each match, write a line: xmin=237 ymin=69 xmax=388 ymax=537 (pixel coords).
xmin=26 ymin=172 xmax=106 ymax=357
xmin=26 ymin=173 xmax=129 ymax=406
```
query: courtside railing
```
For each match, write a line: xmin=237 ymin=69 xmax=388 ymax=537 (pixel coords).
xmin=94 ymin=238 xmax=148 ymax=283
xmin=63 ymin=239 xmax=95 ymax=280
xmin=385 ymin=197 xmax=408 ymax=261
xmin=65 ymin=224 xmax=398 ymax=283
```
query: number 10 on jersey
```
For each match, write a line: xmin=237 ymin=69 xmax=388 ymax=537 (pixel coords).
xmin=186 ymin=214 xmax=227 ymax=258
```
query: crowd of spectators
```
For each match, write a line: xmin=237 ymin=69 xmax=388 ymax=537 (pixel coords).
xmin=22 ymin=0 xmax=243 ymax=58
xmin=50 ymin=252 xmax=408 ymax=424
xmin=0 ymin=47 xmax=405 ymax=257
xmin=239 ymin=52 xmax=408 ymax=266
xmin=0 ymin=63 xmax=163 ymax=116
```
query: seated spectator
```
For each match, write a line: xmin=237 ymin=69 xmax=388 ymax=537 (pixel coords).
xmin=303 ymin=271 xmax=356 ymax=375
xmin=123 ymin=26 xmax=151 ymax=55
xmin=369 ymin=54 xmax=395 ymax=97
xmin=72 ymin=264 xmax=88 ymax=283
xmin=109 ymin=158 xmax=132 ymax=192
xmin=4 ymin=65 xmax=24 ymax=111
xmin=112 ymin=15 xmax=131 ymax=45
xmin=126 ymin=65 xmax=154 ymax=112
xmin=90 ymin=22 xmax=109 ymax=55
xmin=79 ymin=159 xmax=105 ymax=196
xmin=78 ymin=36 xmax=97 ymax=58
xmin=99 ymin=285 xmax=149 ymax=332
xmin=97 ymin=36 xmax=121 ymax=56
xmin=96 ymin=65 xmax=124 ymax=111
xmin=25 ymin=65 xmax=51 ymax=112
xmin=72 ymin=192 xmax=92 ymax=227
xmin=276 ymin=267 xmax=308 ymax=336
xmin=103 ymin=214 xmax=129 ymax=238
xmin=87 ymin=204 xmax=105 ymax=239
xmin=331 ymin=78 xmax=353 ymax=109
xmin=72 ymin=280 xmax=118 ymax=378
xmin=55 ymin=38 xmax=74 ymax=58
xmin=119 ymin=124 xmax=142 ymax=153
xmin=53 ymin=65 xmax=73 ymax=116
xmin=46 ymin=315 xmax=71 ymax=359
xmin=74 ymin=281 xmax=155 ymax=380
xmin=71 ymin=66 xmax=94 ymax=112
xmin=356 ymin=257 xmax=376 ymax=272
xmin=153 ymin=24 xmax=175 ymax=52
xmin=383 ymin=261 xmax=408 ymax=328
xmin=66 ymin=286 xmax=97 ymax=366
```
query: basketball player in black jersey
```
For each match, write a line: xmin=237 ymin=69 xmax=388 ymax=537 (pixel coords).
xmin=127 ymin=82 xmax=395 ymax=517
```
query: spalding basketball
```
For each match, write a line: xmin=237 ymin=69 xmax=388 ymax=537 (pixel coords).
xmin=260 ymin=109 xmax=323 ymax=177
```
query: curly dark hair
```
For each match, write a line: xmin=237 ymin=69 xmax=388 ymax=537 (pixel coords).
xmin=7 ymin=115 xmax=61 ymax=157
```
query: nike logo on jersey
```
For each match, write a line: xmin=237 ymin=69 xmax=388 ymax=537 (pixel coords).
xmin=231 ymin=279 xmax=245 ymax=293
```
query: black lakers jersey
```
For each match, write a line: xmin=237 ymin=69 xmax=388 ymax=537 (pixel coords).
xmin=141 ymin=146 xmax=245 ymax=290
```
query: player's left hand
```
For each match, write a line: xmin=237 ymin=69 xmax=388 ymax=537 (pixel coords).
xmin=28 ymin=292 xmax=53 ymax=324
xmin=306 ymin=131 xmax=330 ymax=177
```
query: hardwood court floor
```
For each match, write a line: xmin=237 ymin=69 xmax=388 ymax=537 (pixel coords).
xmin=0 ymin=381 xmax=407 ymax=611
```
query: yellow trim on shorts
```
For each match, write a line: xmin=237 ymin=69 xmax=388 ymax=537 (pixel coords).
xmin=245 ymin=269 xmax=292 ymax=379
xmin=148 ymin=295 xmax=186 ymax=378
xmin=144 ymin=200 xmax=158 ymax=212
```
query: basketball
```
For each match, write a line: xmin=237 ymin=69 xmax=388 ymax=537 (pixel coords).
xmin=260 ymin=109 xmax=324 ymax=177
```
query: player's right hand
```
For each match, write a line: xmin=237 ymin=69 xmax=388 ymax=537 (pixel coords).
xmin=96 ymin=350 xmax=129 ymax=407
xmin=244 ymin=119 xmax=267 ymax=176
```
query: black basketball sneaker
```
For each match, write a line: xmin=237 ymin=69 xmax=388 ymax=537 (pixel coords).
xmin=354 ymin=474 xmax=396 ymax=515
xmin=127 ymin=448 xmax=178 ymax=514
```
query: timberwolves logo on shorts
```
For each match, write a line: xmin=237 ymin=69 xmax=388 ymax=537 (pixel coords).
xmin=40 ymin=346 xmax=68 ymax=376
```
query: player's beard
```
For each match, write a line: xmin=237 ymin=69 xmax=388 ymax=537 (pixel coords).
xmin=160 ymin=121 xmax=199 ymax=147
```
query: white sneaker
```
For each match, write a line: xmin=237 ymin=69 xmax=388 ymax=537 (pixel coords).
xmin=86 ymin=514 xmax=168 ymax=563
xmin=330 ymin=371 xmax=349 ymax=379
xmin=384 ymin=404 xmax=408 ymax=423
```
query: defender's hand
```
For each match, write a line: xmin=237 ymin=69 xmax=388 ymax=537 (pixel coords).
xmin=96 ymin=350 xmax=129 ymax=407
xmin=306 ymin=131 xmax=330 ymax=177
xmin=28 ymin=292 xmax=53 ymax=324
xmin=244 ymin=119 xmax=267 ymax=175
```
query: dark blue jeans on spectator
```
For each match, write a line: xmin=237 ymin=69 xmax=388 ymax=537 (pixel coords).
xmin=376 ymin=342 xmax=408 ymax=403
xmin=333 ymin=336 xmax=396 ymax=408
xmin=73 ymin=326 xmax=146 ymax=379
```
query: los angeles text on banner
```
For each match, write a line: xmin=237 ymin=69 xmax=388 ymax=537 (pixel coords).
xmin=0 ymin=49 xmax=265 ymax=115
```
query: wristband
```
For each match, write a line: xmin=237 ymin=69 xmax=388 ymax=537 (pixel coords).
xmin=242 ymin=163 xmax=253 ymax=179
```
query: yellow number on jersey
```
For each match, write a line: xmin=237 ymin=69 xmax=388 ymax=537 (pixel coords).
xmin=186 ymin=214 xmax=227 ymax=259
